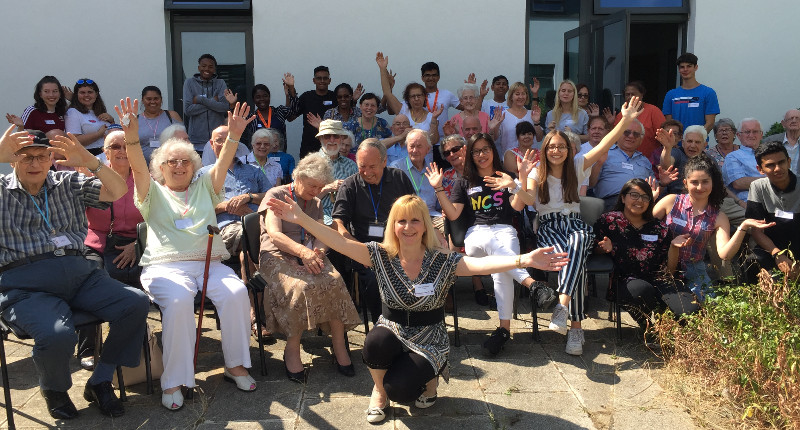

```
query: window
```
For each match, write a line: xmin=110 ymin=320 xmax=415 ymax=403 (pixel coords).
xmin=529 ymin=64 xmax=555 ymax=108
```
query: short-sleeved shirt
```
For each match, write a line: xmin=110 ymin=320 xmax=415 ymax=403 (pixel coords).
xmin=449 ymin=176 xmax=516 ymax=226
xmin=425 ymin=89 xmax=460 ymax=144
xmin=293 ymin=90 xmax=336 ymax=155
xmin=390 ymin=157 xmax=440 ymax=216
xmin=661 ymin=84 xmax=720 ymax=129
xmin=269 ymin=151 xmax=296 ymax=180
xmin=613 ymin=103 xmax=666 ymax=166
xmin=746 ymin=172 xmax=800 ymax=255
xmin=0 ymin=170 xmax=108 ymax=267
xmin=258 ymin=184 xmax=323 ymax=257
xmin=545 ymin=109 xmax=589 ymax=135
xmin=705 ymin=144 xmax=739 ymax=170
xmin=528 ymin=155 xmax=590 ymax=215
xmin=343 ymin=117 xmax=392 ymax=146
xmin=497 ymin=110 xmax=534 ymax=156
xmin=241 ymin=152 xmax=283 ymax=187
xmin=197 ymin=157 xmax=271 ymax=228
xmin=241 ymin=100 xmax=296 ymax=145
xmin=22 ymin=106 xmax=65 ymax=134
xmin=593 ymin=211 xmax=673 ymax=283
xmin=722 ymin=145 xmax=763 ymax=201
xmin=65 ymin=108 xmax=108 ymax=150
xmin=665 ymin=194 xmax=718 ymax=264
xmin=592 ymin=146 xmax=653 ymax=199
xmin=481 ymin=100 xmax=509 ymax=120
xmin=135 ymin=174 xmax=228 ymax=266
xmin=367 ymin=242 xmax=462 ymax=376
xmin=332 ymin=167 xmax=416 ymax=242
xmin=320 ymin=153 xmax=358 ymax=225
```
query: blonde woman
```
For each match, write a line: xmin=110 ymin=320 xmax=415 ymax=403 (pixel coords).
xmin=545 ymin=80 xmax=589 ymax=142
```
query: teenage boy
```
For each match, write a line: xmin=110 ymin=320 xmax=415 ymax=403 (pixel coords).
xmin=183 ymin=53 xmax=230 ymax=152
xmin=481 ymin=75 xmax=510 ymax=119
xmin=288 ymin=66 xmax=336 ymax=158
xmin=662 ymin=53 xmax=720 ymax=133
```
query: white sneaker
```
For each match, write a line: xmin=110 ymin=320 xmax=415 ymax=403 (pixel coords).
xmin=565 ymin=328 xmax=585 ymax=356
xmin=548 ymin=304 xmax=569 ymax=334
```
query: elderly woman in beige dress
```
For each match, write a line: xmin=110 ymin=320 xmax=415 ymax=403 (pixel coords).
xmin=258 ymin=153 xmax=360 ymax=384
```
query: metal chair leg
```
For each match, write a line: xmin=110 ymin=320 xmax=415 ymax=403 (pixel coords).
xmin=143 ymin=333 xmax=153 ymax=395
xmin=253 ymin=290 xmax=268 ymax=376
xmin=1 ymin=334 xmax=15 ymax=430
xmin=531 ymin=288 xmax=541 ymax=342
xmin=116 ymin=366 xmax=127 ymax=402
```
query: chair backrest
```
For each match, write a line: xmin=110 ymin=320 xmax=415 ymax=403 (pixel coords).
xmin=444 ymin=211 xmax=470 ymax=248
xmin=135 ymin=222 xmax=147 ymax=260
xmin=241 ymin=212 xmax=261 ymax=266
xmin=579 ymin=196 xmax=606 ymax=226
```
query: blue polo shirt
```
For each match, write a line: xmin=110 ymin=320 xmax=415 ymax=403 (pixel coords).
xmin=197 ymin=158 xmax=271 ymax=227
xmin=592 ymin=146 xmax=653 ymax=199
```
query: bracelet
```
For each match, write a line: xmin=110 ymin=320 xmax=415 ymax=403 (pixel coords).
xmin=434 ymin=187 xmax=444 ymax=192
xmin=87 ymin=160 xmax=103 ymax=174
xmin=533 ymin=122 xmax=541 ymax=126
xmin=516 ymin=254 xmax=522 ymax=269
xmin=125 ymin=140 xmax=140 ymax=146
xmin=226 ymin=136 xmax=239 ymax=145
xmin=248 ymin=193 xmax=253 ymax=204
xmin=736 ymin=225 xmax=749 ymax=233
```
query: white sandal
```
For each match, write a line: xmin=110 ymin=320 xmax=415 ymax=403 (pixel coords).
xmin=161 ymin=389 xmax=184 ymax=411
xmin=415 ymin=392 xmax=437 ymax=409
xmin=365 ymin=405 xmax=387 ymax=423
xmin=224 ymin=368 xmax=257 ymax=392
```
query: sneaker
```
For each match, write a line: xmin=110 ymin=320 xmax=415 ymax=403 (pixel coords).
xmin=533 ymin=282 xmax=556 ymax=310
xmin=482 ymin=327 xmax=510 ymax=355
xmin=549 ymin=304 xmax=569 ymax=334
xmin=474 ymin=289 xmax=489 ymax=306
xmin=565 ymin=328 xmax=585 ymax=356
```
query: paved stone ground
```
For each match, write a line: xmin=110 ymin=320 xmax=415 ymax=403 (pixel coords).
xmin=1 ymin=277 xmax=697 ymax=429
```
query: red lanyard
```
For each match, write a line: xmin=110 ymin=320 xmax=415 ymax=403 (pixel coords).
xmin=257 ymin=107 xmax=272 ymax=128
xmin=426 ymin=90 xmax=439 ymax=113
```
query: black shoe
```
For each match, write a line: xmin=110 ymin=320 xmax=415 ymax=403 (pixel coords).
xmin=488 ymin=295 xmax=498 ymax=311
xmin=80 ymin=356 xmax=95 ymax=371
xmin=40 ymin=389 xmax=79 ymax=420
xmin=285 ymin=364 xmax=307 ymax=384
xmin=534 ymin=282 xmax=557 ymax=310
xmin=336 ymin=361 xmax=356 ymax=377
xmin=83 ymin=380 xmax=125 ymax=417
xmin=483 ymin=327 xmax=510 ymax=355
xmin=474 ymin=289 xmax=489 ymax=306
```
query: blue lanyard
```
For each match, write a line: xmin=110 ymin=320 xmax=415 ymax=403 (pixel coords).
xmin=405 ymin=158 xmax=421 ymax=194
xmin=289 ymin=184 xmax=307 ymax=244
xmin=367 ymin=177 xmax=383 ymax=222
xmin=29 ymin=188 xmax=54 ymax=233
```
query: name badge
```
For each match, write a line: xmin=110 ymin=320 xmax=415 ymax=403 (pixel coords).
xmin=672 ymin=218 xmax=688 ymax=227
xmin=621 ymin=162 xmax=634 ymax=170
xmin=175 ymin=218 xmax=193 ymax=230
xmin=775 ymin=209 xmax=794 ymax=220
xmin=323 ymin=100 xmax=333 ymax=106
xmin=45 ymin=119 xmax=56 ymax=125
xmin=688 ymin=103 xmax=700 ymax=108
xmin=269 ymin=157 xmax=281 ymax=163
xmin=468 ymin=186 xmax=483 ymax=195
xmin=149 ymin=139 xmax=160 ymax=148
xmin=641 ymin=234 xmax=658 ymax=242
xmin=368 ymin=222 xmax=385 ymax=239
xmin=50 ymin=235 xmax=71 ymax=247
xmin=413 ymin=283 xmax=435 ymax=297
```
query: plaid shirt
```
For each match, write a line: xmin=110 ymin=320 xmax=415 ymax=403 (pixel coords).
xmin=666 ymin=193 xmax=718 ymax=264
xmin=0 ymin=171 xmax=108 ymax=267
xmin=320 ymin=152 xmax=358 ymax=225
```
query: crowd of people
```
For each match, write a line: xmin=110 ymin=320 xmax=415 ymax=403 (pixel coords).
xmin=2 ymin=50 xmax=798 ymax=424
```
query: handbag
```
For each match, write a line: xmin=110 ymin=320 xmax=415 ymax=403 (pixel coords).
xmin=113 ymin=323 xmax=164 ymax=386
xmin=104 ymin=205 xmax=138 ymax=257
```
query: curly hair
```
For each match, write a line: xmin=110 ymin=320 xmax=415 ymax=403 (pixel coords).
xmin=684 ymin=152 xmax=726 ymax=208
xmin=150 ymin=138 xmax=202 ymax=184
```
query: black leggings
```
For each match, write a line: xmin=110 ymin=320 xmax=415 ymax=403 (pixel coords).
xmin=618 ymin=277 xmax=699 ymax=326
xmin=362 ymin=326 xmax=436 ymax=403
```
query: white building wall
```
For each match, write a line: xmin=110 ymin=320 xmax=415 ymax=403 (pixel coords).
xmin=253 ymin=0 xmax=529 ymax=158
xmin=529 ymin=19 xmax=579 ymax=84
xmin=688 ymin=0 xmax=799 ymax=143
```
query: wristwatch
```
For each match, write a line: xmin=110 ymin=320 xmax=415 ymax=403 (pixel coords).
xmin=88 ymin=160 xmax=103 ymax=174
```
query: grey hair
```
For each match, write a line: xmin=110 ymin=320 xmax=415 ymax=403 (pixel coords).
xmin=251 ymin=128 xmax=279 ymax=148
xmin=684 ymin=124 xmax=708 ymax=141
xmin=150 ymin=138 xmax=202 ymax=184
xmin=159 ymin=124 xmax=188 ymax=144
xmin=457 ymin=83 xmax=479 ymax=100
xmin=713 ymin=117 xmax=736 ymax=135
xmin=633 ymin=119 xmax=645 ymax=134
xmin=103 ymin=130 xmax=125 ymax=148
xmin=407 ymin=128 xmax=431 ymax=149
xmin=440 ymin=134 xmax=467 ymax=157
xmin=342 ymin=129 xmax=355 ymax=146
xmin=292 ymin=152 xmax=333 ymax=184
xmin=739 ymin=117 xmax=762 ymax=132
xmin=357 ymin=138 xmax=387 ymax=161
xmin=563 ymin=131 xmax=581 ymax=153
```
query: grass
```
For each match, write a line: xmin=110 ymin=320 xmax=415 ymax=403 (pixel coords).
xmin=653 ymin=269 xmax=800 ymax=428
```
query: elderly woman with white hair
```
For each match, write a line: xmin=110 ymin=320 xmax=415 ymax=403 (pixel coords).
xmin=257 ymin=153 xmax=360 ymax=384
xmin=241 ymin=128 xmax=283 ymax=186
xmin=445 ymin=83 xmax=501 ymax=140
xmin=115 ymin=98 xmax=257 ymax=411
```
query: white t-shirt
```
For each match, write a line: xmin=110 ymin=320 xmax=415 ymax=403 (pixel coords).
xmin=481 ymin=99 xmax=509 ymax=120
xmin=497 ymin=110 xmax=534 ymax=156
xmin=65 ymin=108 xmax=108 ymax=150
xmin=426 ymin=89 xmax=459 ymax=144
xmin=527 ymin=155 xmax=591 ymax=216
xmin=399 ymin=103 xmax=434 ymax=132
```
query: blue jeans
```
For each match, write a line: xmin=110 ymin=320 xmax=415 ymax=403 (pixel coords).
xmin=684 ymin=260 xmax=714 ymax=302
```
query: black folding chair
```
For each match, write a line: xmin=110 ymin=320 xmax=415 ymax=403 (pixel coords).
xmin=579 ymin=197 xmax=618 ymax=338
xmin=240 ymin=212 xmax=269 ymax=376
xmin=442 ymin=214 xmax=468 ymax=348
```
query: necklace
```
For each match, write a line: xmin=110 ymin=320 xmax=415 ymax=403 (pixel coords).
xmin=410 ymin=109 xmax=427 ymax=124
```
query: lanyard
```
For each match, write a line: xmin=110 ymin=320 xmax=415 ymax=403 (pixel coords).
xmin=426 ymin=90 xmax=439 ymax=113
xmin=257 ymin=107 xmax=272 ymax=128
xmin=367 ymin=177 xmax=383 ymax=222
xmin=29 ymin=188 xmax=55 ymax=234
xmin=289 ymin=184 xmax=307 ymax=243
xmin=405 ymin=158 xmax=421 ymax=193
xmin=169 ymin=186 xmax=190 ymax=216
xmin=144 ymin=112 xmax=161 ymax=139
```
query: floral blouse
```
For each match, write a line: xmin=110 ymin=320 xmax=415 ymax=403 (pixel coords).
xmin=593 ymin=211 xmax=673 ymax=285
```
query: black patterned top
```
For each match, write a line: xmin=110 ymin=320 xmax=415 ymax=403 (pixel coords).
xmin=366 ymin=242 xmax=462 ymax=378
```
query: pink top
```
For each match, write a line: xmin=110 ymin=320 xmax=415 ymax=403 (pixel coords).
xmin=451 ymin=111 xmax=490 ymax=136
xmin=85 ymin=173 xmax=143 ymax=252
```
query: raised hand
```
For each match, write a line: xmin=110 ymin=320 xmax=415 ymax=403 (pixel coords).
xmin=524 ymin=246 xmax=569 ymax=271
xmin=620 ymin=96 xmax=643 ymax=120
xmin=529 ymin=78 xmax=540 ymax=96
xmin=282 ymin=73 xmax=295 ymax=88
xmin=530 ymin=105 xmax=541 ymax=123
xmin=267 ymin=195 xmax=303 ymax=224
xmin=646 ymin=176 xmax=661 ymax=200
xmin=483 ymin=171 xmax=515 ymax=191
xmin=597 ymin=236 xmax=613 ymax=253
xmin=518 ymin=148 xmax=538 ymax=179
xmin=442 ymin=119 xmax=457 ymax=136
xmin=602 ymin=107 xmax=615 ymax=124
xmin=432 ymin=104 xmax=444 ymax=120
xmin=307 ymin=112 xmax=322 ymax=129
xmin=353 ymin=83 xmax=364 ymax=102
xmin=49 ymin=133 xmax=96 ymax=169
xmin=227 ymin=102 xmax=255 ymax=139
xmin=479 ymin=79 xmax=489 ymax=99
xmin=657 ymin=165 xmax=679 ymax=186
xmin=114 ymin=97 xmax=140 ymax=137
xmin=424 ymin=162 xmax=444 ymax=188
xmin=62 ymin=86 xmax=73 ymax=101
xmin=375 ymin=52 xmax=389 ymax=69
xmin=464 ymin=73 xmax=476 ymax=84
xmin=0 ymin=124 xmax=34 ymax=163
xmin=5 ymin=113 xmax=22 ymax=127
xmin=387 ymin=69 xmax=397 ymax=90
xmin=587 ymin=103 xmax=600 ymax=117
xmin=655 ymin=128 xmax=677 ymax=148
xmin=224 ymin=88 xmax=238 ymax=105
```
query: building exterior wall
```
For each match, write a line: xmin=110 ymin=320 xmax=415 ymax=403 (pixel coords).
xmin=529 ymin=18 xmax=579 ymax=87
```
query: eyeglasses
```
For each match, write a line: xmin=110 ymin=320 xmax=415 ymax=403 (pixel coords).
xmin=442 ymin=145 xmax=464 ymax=157
xmin=547 ymin=145 xmax=568 ymax=152
xmin=164 ymin=159 xmax=191 ymax=167
xmin=76 ymin=79 xmax=94 ymax=85
xmin=739 ymin=130 xmax=763 ymax=135
xmin=18 ymin=154 xmax=50 ymax=165
xmin=472 ymin=147 xmax=492 ymax=156
xmin=577 ymin=93 xmax=589 ymax=99
xmin=625 ymin=191 xmax=651 ymax=202
xmin=623 ymin=130 xmax=642 ymax=138
xmin=392 ymin=122 xmax=411 ymax=128
xmin=715 ymin=128 xmax=733 ymax=134
xmin=253 ymin=141 xmax=272 ymax=147
xmin=105 ymin=144 xmax=124 ymax=151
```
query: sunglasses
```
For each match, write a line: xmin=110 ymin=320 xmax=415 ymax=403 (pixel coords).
xmin=442 ymin=145 xmax=464 ymax=157
xmin=164 ymin=159 xmax=191 ymax=167
xmin=76 ymin=79 xmax=94 ymax=85
xmin=623 ymin=130 xmax=642 ymax=138
xmin=105 ymin=144 xmax=125 ymax=151
xmin=577 ymin=93 xmax=589 ymax=99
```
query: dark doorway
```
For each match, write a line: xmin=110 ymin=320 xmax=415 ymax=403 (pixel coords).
xmin=628 ymin=22 xmax=680 ymax=107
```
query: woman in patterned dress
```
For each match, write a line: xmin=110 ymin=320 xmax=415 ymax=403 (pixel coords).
xmin=265 ymin=194 xmax=568 ymax=424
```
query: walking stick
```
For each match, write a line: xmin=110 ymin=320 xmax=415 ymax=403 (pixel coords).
xmin=194 ymin=225 xmax=220 ymax=369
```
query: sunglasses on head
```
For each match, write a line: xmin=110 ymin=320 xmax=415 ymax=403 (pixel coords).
xmin=76 ymin=79 xmax=94 ymax=85
xmin=442 ymin=145 xmax=464 ymax=157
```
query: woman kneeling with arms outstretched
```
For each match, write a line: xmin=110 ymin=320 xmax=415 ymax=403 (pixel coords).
xmin=266 ymin=194 xmax=568 ymax=424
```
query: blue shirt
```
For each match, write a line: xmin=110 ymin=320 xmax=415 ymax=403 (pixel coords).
xmin=197 ymin=158 xmax=271 ymax=227
xmin=661 ymin=85 xmax=720 ymax=129
xmin=390 ymin=157 xmax=440 ymax=216
xmin=268 ymin=151 xmax=296 ymax=181
xmin=723 ymin=146 xmax=763 ymax=201
xmin=592 ymin=146 xmax=653 ymax=199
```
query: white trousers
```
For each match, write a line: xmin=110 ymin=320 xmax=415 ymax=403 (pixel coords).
xmin=141 ymin=261 xmax=251 ymax=389
xmin=464 ymin=224 xmax=530 ymax=320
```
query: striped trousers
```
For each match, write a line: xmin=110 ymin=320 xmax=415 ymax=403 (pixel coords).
xmin=536 ymin=212 xmax=594 ymax=321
